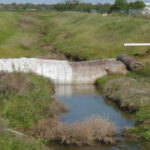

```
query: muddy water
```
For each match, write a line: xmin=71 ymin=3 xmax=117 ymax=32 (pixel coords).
xmin=51 ymin=84 xmax=149 ymax=150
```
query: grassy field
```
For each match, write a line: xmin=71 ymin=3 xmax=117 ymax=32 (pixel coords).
xmin=0 ymin=11 xmax=150 ymax=60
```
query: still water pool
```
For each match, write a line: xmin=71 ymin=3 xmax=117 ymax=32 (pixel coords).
xmin=49 ymin=84 xmax=149 ymax=150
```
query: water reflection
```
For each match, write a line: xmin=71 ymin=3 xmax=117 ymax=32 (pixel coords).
xmin=52 ymin=84 xmax=150 ymax=150
xmin=55 ymin=84 xmax=134 ymax=131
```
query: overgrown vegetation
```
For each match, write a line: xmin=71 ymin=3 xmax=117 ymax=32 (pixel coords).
xmin=0 ymin=72 xmax=55 ymax=149
xmin=34 ymin=116 xmax=116 ymax=145
xmin=0 ymin=118 xmax=43 ymax=150
xmin=0 ymin=134 xmax=44 ymax=150
xmin=96 ymin=64 xmax=150 ymax=141
xmin=0 ymin=72 xmax=53 ymax=128
xmin=0 ymin=72 xmax=116 ymax=147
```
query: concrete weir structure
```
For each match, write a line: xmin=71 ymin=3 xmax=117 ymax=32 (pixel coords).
xmin=0 ymin=58 xmax=127 ymax=84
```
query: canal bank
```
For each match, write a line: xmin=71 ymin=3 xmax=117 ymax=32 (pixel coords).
xmin=0 ymin=56 xmax=149 ymax=149
xmin=49 ymin=84 xmax=149 ymax=150
xmin=96 ymin=71 xmax=150 ymax=142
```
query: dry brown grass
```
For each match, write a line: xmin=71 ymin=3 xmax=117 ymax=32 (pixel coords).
xmin=0 ymin=72 xmax=30 ymax=95
xmin=103 ymin=78 xmax=150 ymax=111
xmin=34 ymin=116 xmax=116 ymax=145
xmin=43 ymin=100 xmax=68 ymax=118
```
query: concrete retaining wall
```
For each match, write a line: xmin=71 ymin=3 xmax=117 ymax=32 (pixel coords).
xmin=0 ymin=58 xmax=127 ymax=84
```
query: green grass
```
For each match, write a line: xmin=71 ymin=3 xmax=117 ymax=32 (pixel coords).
xmin=0 ymin=72 xmax=53 ymax=128
xmin=95 ymin=74 xmax=123 ymax=88
xmin=0 ymin=118 xmax=44 ymax=150
xmin=127 ymin=65 xmax=150 ymax=79
xmin=0 ymin=134 xmax=44 ymax=150
xmin=0 ymin=72 xmax=54 ymax=150
xmin=0 ymin=11 xmax=150 ymax=60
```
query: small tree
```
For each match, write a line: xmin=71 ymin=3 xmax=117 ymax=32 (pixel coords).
xmin=111 ymin=0 xmax=128 ymax=10
xmin=65 ymin=0 xmax=80 ymax=5
xmin=129 ymin=0 xmax=145 ymax=9
xmin=64 ymin=0 xmax=80 ymax=10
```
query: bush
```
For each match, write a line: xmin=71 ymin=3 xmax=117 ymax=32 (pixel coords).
xmin=103 ymin=77 xmax=150 ymax=111
xmin=129 ymin=1 xmax=145 ymax=9
xmin=34 ymin=116 xmax=116 ymax=145
xmin=110 ymin=0 xmax=128 ymax=11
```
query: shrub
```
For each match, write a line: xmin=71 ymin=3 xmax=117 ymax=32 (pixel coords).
xmin=110 ymin=0 xmax=128 ymax=11
xmin=128 ymin=1 xmax=145 ymax=9
xmin=34 ymin=116 xmax=116 ymax=145
xmin=103 ymin=78 xmax=150 ymax=111
xmin=45 ymin=100 xmax=68 ymax=117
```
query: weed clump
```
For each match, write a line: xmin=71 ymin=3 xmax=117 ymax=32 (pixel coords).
xmin=34 ymin=116 xmax=116 ymax=145
xmin=46 ymin=100 xmax=68 ymax=117
xmin=0 ymin=72 xmax=29 ymax=95
xmin=103 ymin=78 xmax=150 ymax=111
xmin=98 ymin=75 xmax=150 ymax=141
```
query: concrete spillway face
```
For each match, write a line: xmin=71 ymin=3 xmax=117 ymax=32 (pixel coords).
xmin=0 ymin=58 xmax=73 ymax=84
xmin=0 ymin=58 xmax=127 ymax=84
xmin=69 ymin=59 xmax=127 ymax=84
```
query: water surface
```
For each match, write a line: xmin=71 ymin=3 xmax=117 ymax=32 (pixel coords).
xmin=52 ymin=84 xmax=149 ymax=150
xmin=55 ymin=84 xmax=134 ymax=131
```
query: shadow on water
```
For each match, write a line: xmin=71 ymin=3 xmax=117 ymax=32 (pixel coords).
xmin=50 ymin=84 xmax=150 ymax=150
